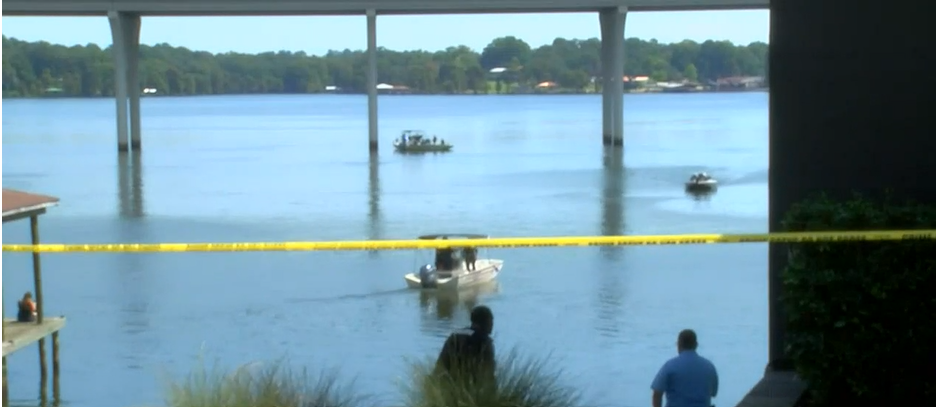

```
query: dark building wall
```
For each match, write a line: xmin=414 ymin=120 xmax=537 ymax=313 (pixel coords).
xmin=768 ymin=0 xmax=936 ymax=362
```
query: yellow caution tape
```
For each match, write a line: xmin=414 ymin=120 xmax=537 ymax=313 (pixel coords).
xmin=2 ymin=230 xmax=936 ymax=253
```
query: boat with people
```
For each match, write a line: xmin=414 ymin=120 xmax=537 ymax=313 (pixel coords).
xmin=403 ymin=234 xmax=504 ymax=290
xmin=685 ymin=172 xmax=718 ymax=192
xmin=393 ymin=130 xmax=453 ymax=153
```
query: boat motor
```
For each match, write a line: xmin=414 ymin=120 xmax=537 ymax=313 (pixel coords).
xmin=418 ymin=264 xmax=438 ymax=289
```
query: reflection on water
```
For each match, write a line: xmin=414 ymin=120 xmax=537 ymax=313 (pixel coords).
xmin=600 ymin=148 xmax=625 ymax=252
xmin=686 ymin=189 xmax=717 ymax=202
xmin=116 ymin=153 xmax=152 ymax=370
xmin=596 ymin=148 xmax=627 ymax=339
xmin=117 ymin=153 xmax=145 ymax=219
xmin=368 ymin=154 xmax=382 ymax=258
xmin=115 ymin=254 xmax=152 ymax=371
xmin=419 ymin=281 xmax=501 ymax=336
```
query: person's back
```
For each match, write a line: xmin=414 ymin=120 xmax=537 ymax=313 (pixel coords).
xmin=435 ymin=306 xmax=496 ymax=384
xmin=651 ymin=329 xmax=718 ymax=407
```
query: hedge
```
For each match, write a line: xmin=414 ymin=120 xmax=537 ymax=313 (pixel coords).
xmin=780 ymin=194 xmax=936 ymax=405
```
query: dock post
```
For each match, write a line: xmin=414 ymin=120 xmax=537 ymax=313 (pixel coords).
xmin=108 ymin=11 xmax=143 ymax=153
xmin=3 ymin=357 xmax=8 ymax=407
xmin=599 ymin=7 xmax=627 ymax=148
xmin=40 ymin=372 xmax=48 ymax=407
xmin=52 ymin=332 xmax=60 ymax=405
xmin=30 ymin=215 xmax=49 ymax=383
xmin=366 ymin=8 xmax=379 ymax=153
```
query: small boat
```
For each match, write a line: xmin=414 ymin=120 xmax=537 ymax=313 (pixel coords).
xmin=685 ymin=172 xmax=718 ymax=192
xmin=404 ymin=234 xmax=504 ymax=290
xmin=393 ymin=130 xmax=453 ymax=153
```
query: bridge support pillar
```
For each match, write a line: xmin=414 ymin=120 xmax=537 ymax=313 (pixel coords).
xmin=599 ymin=7 xmax=626 ymax=148
xmin=108 ymin=11 xmax=142 ymax=153
xmin=366 ymin=9 xmax=379 ymax=154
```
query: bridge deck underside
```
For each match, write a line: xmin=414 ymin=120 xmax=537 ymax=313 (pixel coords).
xmin=3 ymin=0 xmax=767 ymax=16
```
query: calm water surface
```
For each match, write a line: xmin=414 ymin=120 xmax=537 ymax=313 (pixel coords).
xmin=2 ymin=93 xmax=768 ymax=407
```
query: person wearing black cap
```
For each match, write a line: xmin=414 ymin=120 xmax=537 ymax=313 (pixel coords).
xmin=434 ymin=305 xmax=496 ymax=383
xmin=651 ymin=329 xmax=719 ymax=407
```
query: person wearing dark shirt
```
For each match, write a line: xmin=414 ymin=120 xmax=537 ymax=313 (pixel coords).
xmin=435 ymin=305 xmax=496 ymax=384
xmin=435 ymin=237 xmax=455 ymax=271
xmin=463 ymin=247 xmax=478 ymax=271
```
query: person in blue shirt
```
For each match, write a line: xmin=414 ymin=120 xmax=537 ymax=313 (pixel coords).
xmin=651 ymin=329 xmax=719 ymax=407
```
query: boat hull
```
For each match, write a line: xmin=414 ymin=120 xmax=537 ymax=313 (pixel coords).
xmin=404 ymin=259 xmax=503 ymax=290
xmin=685 ymin=180 xmax=718 ymax=191
xmin=393 ymin=143 xmax=453 ymax=153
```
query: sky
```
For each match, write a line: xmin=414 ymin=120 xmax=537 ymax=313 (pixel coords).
xmin=1 ymin=11 xmax=768 ymax=55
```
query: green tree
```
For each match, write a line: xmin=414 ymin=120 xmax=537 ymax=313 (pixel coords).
xmin=683 ymin=63 xmax=698 ymax=82
xmin=479 ymin=36 xmax=532 ymax=71
xmin=2 ymin=34 xmax=768 ymax=98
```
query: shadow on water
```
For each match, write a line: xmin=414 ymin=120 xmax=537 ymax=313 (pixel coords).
xmin=117 ymin=152 xmax=145 ymax=219
xmin=367 ymin=153 xmax=382 ymax=258
xmin=418 ymin=281 xmax=501 ymax=335
xmin=596 ymin=147 xmax=627 ymax=339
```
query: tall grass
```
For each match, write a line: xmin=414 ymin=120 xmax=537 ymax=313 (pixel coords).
xmin=164 ymin=358 xmax=370 ymax=407
xmin=165 ymin=349 xmax=586 ymax=407
xmin=402 ymin=347 xmax=585 ymax=407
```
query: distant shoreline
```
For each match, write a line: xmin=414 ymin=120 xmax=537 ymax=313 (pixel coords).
xmin=2 ymin=88 xmax=768 ymax=100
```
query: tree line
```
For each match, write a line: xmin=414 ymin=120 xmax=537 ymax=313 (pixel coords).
xmin=2 ymin=34 xmax=767 ymax=97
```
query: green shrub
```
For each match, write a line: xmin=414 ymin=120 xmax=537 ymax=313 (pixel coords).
xmin=401 ymin=348 xmax=585 ymax=407
xmin=164 ymin=358 xmax=370 ymax=407
xmin=780 ymin=194 xmax=936 ymax=405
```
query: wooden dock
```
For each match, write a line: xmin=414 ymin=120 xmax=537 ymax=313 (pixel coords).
xmin=2 ymin=189 xmax=65 ymax=407
xmin=3 ymin=318 xmax=66 ymax=357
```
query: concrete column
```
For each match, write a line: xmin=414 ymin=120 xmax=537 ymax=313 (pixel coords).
xmin=611 ymin=9 xmax=626 ymax=147
xmin=599 ymin=7 xmax=626 ymax=148
xmin=599 ymin=12 xmax=613 ymax=144
xmin=108 ymin=11 xmax=142 ymax=153
xmin=768 ymin=0 xmax=933 ymax=366
xmin=366 ymin=9 xmax=379 ymax=153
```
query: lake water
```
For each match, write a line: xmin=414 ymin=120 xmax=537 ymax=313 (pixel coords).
xmin=2 ymin=93 xmax=769 ymax=407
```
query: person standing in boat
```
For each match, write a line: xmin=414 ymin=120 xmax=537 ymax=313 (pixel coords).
xmin=435 ymin=237 xmax=455 ymax=271
xmin=463 ymin=246 xmax=478 ymax=271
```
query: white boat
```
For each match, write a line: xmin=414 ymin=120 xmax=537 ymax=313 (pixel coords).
xmin=685 ymin=172 xmax=718 ymax=191
xmin=404 ymin=233 xmax=504 ymax=290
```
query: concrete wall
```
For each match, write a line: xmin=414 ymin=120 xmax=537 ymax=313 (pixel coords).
xmin=767 ymin=0 xmax=936 ymax=363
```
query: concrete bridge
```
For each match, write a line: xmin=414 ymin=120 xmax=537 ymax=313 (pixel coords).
xmin=3 ymin=0 xmax=768 ymax=152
